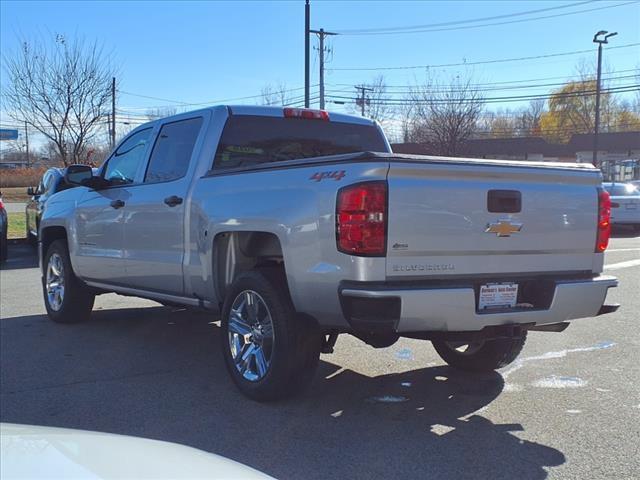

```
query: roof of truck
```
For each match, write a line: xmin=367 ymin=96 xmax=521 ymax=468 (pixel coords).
xmin=138 ymin=105 xmax=377 ymax=130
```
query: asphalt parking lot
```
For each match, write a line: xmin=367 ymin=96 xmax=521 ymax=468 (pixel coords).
xmin=1 ymin=231 xmax=639 ymax=480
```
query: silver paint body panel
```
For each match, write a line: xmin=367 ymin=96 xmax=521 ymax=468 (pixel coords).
xmin=342 ymin=275 xmax=617 ymax=332
xmin=40 ymin=105 xmax=616 ymax=332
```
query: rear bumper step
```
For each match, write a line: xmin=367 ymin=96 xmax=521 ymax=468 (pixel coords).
xmin=597 ymin=304 xmax=620 ymax=316
xmin=340 ymin=275 xmax=618 ymax=333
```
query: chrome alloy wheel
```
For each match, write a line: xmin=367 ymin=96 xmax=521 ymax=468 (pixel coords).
xmin=445 ymin=340 xmax=485 ymax=356
xmin=46 ymin=253 xmax=65 ymax=311
xmin=227 ymin=290 xmax=275 ymax=382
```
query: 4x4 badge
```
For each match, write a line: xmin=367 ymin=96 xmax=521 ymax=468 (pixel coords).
xmin=485 ymin=220 xmax=523 ymax=237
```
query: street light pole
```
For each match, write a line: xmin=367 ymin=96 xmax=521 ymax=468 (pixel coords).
xmin=304 ymin=0 xmax=310 ymax=108
xmin=592 ymin=30 xmax=617 ymax=167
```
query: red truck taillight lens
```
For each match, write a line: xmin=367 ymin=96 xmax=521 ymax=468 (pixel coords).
xmin=596 ymin=188 xmax=611 ymax=253
xmin=336 ymin=181 xmax=387 ymax=256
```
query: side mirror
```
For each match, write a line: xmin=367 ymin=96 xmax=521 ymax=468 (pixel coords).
xmin=27 ymin=186 xmax=35 ymax=196
xmin=65 ymin=164 xmax=94 ymax=186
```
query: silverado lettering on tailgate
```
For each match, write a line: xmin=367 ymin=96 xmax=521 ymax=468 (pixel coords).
xmin=392 ymin=263 xmax=455 ymax=272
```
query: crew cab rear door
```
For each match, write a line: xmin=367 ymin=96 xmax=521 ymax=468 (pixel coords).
xmin=122 ymin=114 xmax=207 ymax=295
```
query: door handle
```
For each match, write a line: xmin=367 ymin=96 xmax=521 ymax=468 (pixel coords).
xmin=164 ymin=195 xmax=183 ymax=207
xmin=110 ymin=199 xmax=125 ymax=209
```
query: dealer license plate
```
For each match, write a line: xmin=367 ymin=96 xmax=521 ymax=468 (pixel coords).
xmin=479 ymin=283 xmax=518 ymax=310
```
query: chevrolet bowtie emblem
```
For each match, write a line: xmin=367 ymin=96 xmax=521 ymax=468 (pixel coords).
xmin=485 ymin=220 xmax=523 ymax=237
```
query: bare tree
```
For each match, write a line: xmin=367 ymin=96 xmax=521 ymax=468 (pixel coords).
xmin=146 ymin=106 xmax=178 ymax=121
xmin=520 ymin=99 xmax=545 ymax=135
xmin=3 ymin=34 xmax=114 ymax=165
xmin=396 ymin=101 xmax=416 ymax=143
xmin=409 ymin=75 xmax=484 ymax=156
xmin=261 ymin=82 xmax=292 ymax=106
xmin=477 ymin=100 xmax=545 ymax=139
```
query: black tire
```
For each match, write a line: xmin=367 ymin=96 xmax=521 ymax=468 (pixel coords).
xmin=432 ymin=333 xmax=527 ymax=372
xmin=26 ymin=219 xmax=38 ymax=247
xmin=42 ymin=239 xmax=95 ymax=323
xmin=27 ymin=229 xmax=37 ymax=246
xmin=220 ymin=268 xmax=322 ymax=402
xmin=0 ymin=234 xmax=7 ymax=263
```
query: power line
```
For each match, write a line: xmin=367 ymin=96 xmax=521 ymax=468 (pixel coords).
xmin=326 ymin=84 xmax=640 ymax=105
xmin=328 ymin=42 xmax=640 ymax=71
xmin=337 ymin=1 xmax=595 ymax=34
xmin=471 ymin=122 xmax=640 ymax=136
xmin=117 ymin=84 xmax=318 ymax=108
xmin=327 ymin=73 xmax=639 ymax=97
xmin=336 ymin=1 xmax=639 ymax=36
xmin=328 ymin=69 xmax=640 ymax=90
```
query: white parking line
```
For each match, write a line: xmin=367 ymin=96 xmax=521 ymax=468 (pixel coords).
xmin=607 ymin=248 xmax=640 ymax=252
xmin=604 ymin=259 xmax=640 ymax=270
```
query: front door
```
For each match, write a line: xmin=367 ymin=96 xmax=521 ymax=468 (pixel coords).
xmin=73 ymin=127 xmax=154 ymax=284
xmin=74 ymin=187 xmax=129 ymax=283
xmin=123 ymin=116 xmax=205 ymax=295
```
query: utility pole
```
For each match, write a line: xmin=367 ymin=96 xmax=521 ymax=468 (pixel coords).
xmin=355 ymin=86 xmax=374 ymax=117
xmin=310 ymin=28 xmax=337 ymax=110
xmin=305 ymin=0 xmax=310 ymax=108
xmin=592 ymin=30 xmax=617 ymax=167
xmin=111 ymin=77 xmax=116 ymax=149
xmin=24 ymin=120 xmax=30 ymax=167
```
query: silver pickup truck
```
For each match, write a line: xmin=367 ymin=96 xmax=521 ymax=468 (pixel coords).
xmin=39 ymin=106 xmax=619 ymax=401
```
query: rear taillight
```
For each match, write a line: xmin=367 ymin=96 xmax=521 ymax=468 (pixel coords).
xmin=283 ymin=108 xmax=329 ymax=121
xmin=336 ymin=181 xmax=387 ymax=256
xmin=596 ymin=188 xmax=611 ymax=253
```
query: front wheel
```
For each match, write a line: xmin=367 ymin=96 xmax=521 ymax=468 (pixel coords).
xmin=432 ymin=333 xmax=527 ymax=372
xmin=220 ymin=269 xmax=322 ymax=402
xmin=0 ymin=233 xmax=7 ymax=263
xmin=42 ymin=240 xmax=95 ymax=323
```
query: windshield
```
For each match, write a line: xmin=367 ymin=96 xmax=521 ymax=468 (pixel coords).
xmin=213 ymin=115 xmax=388 ymax=170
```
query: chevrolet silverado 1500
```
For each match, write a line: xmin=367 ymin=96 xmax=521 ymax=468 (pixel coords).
xmin=39 ymin=106 xmax=619 ymax=401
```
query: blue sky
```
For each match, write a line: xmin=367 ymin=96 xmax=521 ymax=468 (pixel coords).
xmin=1 ymin=0 xmax=639 ymax=139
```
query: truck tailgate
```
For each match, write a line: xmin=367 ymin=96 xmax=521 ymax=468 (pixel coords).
xmin=386 ymin=159 xmax=601 ymax=278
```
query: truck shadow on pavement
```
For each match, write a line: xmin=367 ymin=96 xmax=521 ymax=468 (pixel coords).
xmin=0 ymin=307 xmax=565 ymax=480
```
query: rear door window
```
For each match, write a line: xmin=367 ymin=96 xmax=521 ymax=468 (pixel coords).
xmin=213 ymin=115 xmax=387 ymax=170
xmin=144 ymin=117 xmax=203 ymax=183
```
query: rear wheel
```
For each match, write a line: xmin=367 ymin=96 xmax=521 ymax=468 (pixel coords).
xmin=42 ymin=240 xmax=95 ymax=323
xmin=220 ymin=269 xmax=322 ymax=401
xmin=432 ymin=333 xmax=527 ymax=372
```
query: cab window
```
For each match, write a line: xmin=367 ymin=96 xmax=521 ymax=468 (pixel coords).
xmin=103 ymin=128 xmax=153 ymax=184
xmin=144 ymin=118 xmax=203 ymax=183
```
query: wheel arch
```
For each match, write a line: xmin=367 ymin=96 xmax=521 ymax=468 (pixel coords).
xmin=41 ymin=226 xmax=68 ymax=259
xmin=212 ymin=231 xmax=287 ymax=306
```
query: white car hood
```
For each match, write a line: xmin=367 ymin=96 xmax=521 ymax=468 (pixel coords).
xmin=1 ymin=423 xmax=274 ymax=479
